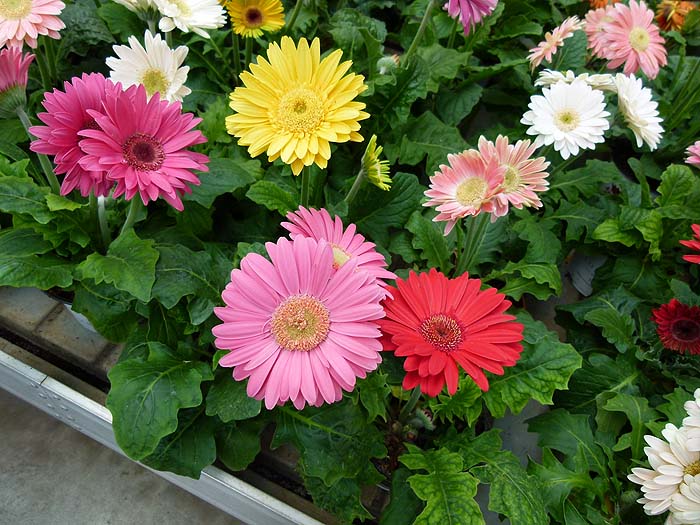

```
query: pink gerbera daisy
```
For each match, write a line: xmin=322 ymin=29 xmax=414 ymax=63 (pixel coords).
xmin=77 ymin=84 xmax=209 ymax=211
xmin=528 ymin=16 xmax=585 ymax=70
xmin=477 ymin=135 xmax=550 ymax=216
xmin=281 ymin=206 xmax=396 ymax=290
xmin=30 ymin=73 xmax=119 ymax=197
xmin=686 ymin=141 xmax=700 ymax=168
xmin=605 ymin=0 xmax=667 ymax=79
xmin=212 ymin=236 xmax=385 ymax=410
xmin=445 ymin=0 xmax=498 ymax=35
xmin=424 ymin=149 xmax=505 ymax=235
xmin=585 ymin=6 xmax=616 ymax=59
xmin=0 ymin=47 xmax=33 ymax=118
xmin=0 ymin=0 xmax=65 ymax=49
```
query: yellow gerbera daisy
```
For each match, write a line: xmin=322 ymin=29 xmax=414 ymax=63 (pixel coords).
xmin=226 ymin=36 xmax=369 ymax=175
xmin=225 ymin=0 xmax=284 ymax=38
xmin=362 ymin=135 xmax=391 ymax=191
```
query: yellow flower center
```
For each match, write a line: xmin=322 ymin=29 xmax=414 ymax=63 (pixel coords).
xmin=502 ymin=165 xmax=521 ymax=193
xmin=170 ymin=0 xmax=191 ymax=16
xmin=140 ymin=69 xmax=171 ymax=98
xmin=629 ymin=26 xmax=650 ymax=52
xmin=0 ymin=0 xmax=32 ymax=19
xmin=276 ymin=88 xmax=325 ymax=134
xmin=270 ymin=294 xmax=330 ymax=351
xmin=420 ymin=314 xmax=463 ymax=352
xmin=455 ymin=177 xmax=488 ymax=207
xmin=331 ymin=244 xmax=351 ymax=269
xmin=684 ymin=460 xmax=700 ymax=476
xmin=554 ymin=109 xmax=580 ymax=132
xmin=243 ymin=6 xmax=263 ymax=27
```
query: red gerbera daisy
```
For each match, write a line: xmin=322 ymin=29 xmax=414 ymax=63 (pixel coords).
xmin=378 ymin=269 xmax=524 ymax=395
xmin=680 ymin=224 xmax=700 ymax=265
xmin=652 ymin=299 xmax=700 ymax=355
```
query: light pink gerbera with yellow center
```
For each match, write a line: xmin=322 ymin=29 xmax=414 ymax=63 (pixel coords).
xmin=212 ymin=236 xmax=385 ymax=410
xmin=585 ymin=6 xmax=615 ymax=59
xmin=477 ymin=135 xmax=550 ymax=216
xmin=424 ymin=149 xmax=505 ymax=235
xmin=604 ymin=0 xmax=667 ymax=79
xmin=528 ymin=16 xmax=585 ymax=70
xmin=0 ymin=0 xmax=65 ymax=49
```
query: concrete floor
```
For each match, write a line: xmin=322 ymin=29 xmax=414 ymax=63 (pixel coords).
xmin=0 ymin=388 xmax=242 ymax=525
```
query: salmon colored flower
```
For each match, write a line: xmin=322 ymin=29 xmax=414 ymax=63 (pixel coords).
xmin=652 ymin=299 xmax=700 ymax=355
xmin=656 ymin=0 xmax=696 ymax=31
xmin=589 ymin=0 xmax=620 ymax=8
xmin=0 ymin=0 xmax=65 ymax=48
xmin=528 ymin=16 xmax=585 ymax=70
xmin=680 ymin=224 xmax=700 ymax=264
xmin=687 ymin=141 xmax=700 ymax=168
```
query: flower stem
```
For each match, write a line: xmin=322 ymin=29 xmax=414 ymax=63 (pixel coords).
xmin=399 ymin=387 xmax=422 ymax=421
xmin=120 ymin=198 xmax=143 ymax=236
xmin=17 ymin=106 xmax=61 ymax=194
xmin=232 ymin=33 xmax=242 ymax=79
xmin=300 ymin=166 xmax=311 ymax=207
xmin=455 ymin=213 xmax=491 ymax=276
xmin=342 ymin=168 xmax=365 ymax=208
xmin=244 ymin=37 xmax=253 ymax=70
xmin=403 ymin=0 xmax=438 ymax=65
xmin=446 ymin=16 xmax=459 ymax=49
xmin=285 ymin=0 xmax=303 ymax=34
xmin=96 ymin=195 xmax=111 ymax=252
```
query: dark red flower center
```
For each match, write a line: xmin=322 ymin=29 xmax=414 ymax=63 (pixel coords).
xmin=83 ymin=118 xmax=101 ymax=131
xmin=123 ymin=132 xmax=165 ymax=171
xmin=419 ymin=314 xmax=463 ymax=352
xmin=671 ymin=318 xmax=700 ymax=343
xmin=245 ymin=7 xmax=263 ymax=26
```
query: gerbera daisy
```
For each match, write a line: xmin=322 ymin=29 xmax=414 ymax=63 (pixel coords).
xmin=585 ymin=6 xmax=616 ymax=59
xmin=614 ymin=73 xmax=664 ymax=150
xmin=0 ymin=0 xmax=65 ymax=49
xmin=629 ymin=424 xmax=700 ymax=517
xmin=112 ymin=0 xmax=154 ymax=12
xmin=671 ymin=475 xmax=700 ymax=524
xmin=656 ymin=0 xmax=697 ymax=31
xmin=76 ymin=84 xmax=209 ymax=211
xmin=30 ymin=73 xmax=119 ymax=197
xmin=680 ymin=224 xmax=700 ymax=264
xmin=0 ymin=47 xmax=33 ymax=118
xmin=477 ymin=135 xmax=550 ymax=216
xmin=227 ymin=37 xmax=368 ymax=175
xmin=521 ymin=78 xmax=610 ymax=160
xmin=445 ymin=0 xmax=498 ymax=35
xmin=605 ymin=0 xmax=667 ymax=80
xmin=212 ymin=236 xmax=385 ymax=410
xmin=378 ymin=269 xmax=524 ymax=395
xmin=362 ymin=134 xmax=391 ymax=191
xmin=225 ymin=0 xmax=284 ymax=38
xmin=527 ymin=16 xmax=585 ymax=70
xmin=683 ymin=389 xmax=700 ymax=450
xmin=589 ymin=0 xmax=620 ymax=8
xmin=281 ymin=206 xmax=396 ymax=288
xmin=424 ymin=148 xmax=504 ymax=235
xmin=106 ymin=30 xmax=191 ymax=103
xmin=686 ymin=141 xmax=700 ymax=168
xmin=156 ymin=0 xmax=226 ymax=38
xmin=652 ymin=299 xmax=700 ymax=355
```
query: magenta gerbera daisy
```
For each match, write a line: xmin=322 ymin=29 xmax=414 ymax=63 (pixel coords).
xmin=445 ymin=0 xmax=498 ymax=35
xmin=212 ymin=236 xmax=385 ymax=410
xmin=477 ymin=135 xmax=550 ymax=216
xmin=281 ymin=206 xmax=396 ymax=289
xmin=0 ymin=0 xmax=65 ymax=49
xmin=605 ymin=0 xmax=667 ymax=79
xmin=77 ymin=84 xmax=209 ymax=211
xmin=30 ymin=73 xmax=119 ymax=197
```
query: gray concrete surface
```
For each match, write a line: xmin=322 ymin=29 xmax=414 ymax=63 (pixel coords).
xmin=0 ymin=388 xmax=242 ymax=525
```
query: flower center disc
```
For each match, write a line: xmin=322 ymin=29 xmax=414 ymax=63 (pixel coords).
xmin=170 ymin=0 xmax=191 ymax=16
xmin=554 ymin=109 xmax=580 ymax=132
xmin=141 ymin=68 xmax=171 ymax=98
xmin=671 ymin=318 xmax=700 ymax=343
xmin=276 ymin=88 xmax=325 ymax=134
xmin=271 ymin=294 xmax=330 ymax=351
xmin=123 ymin=132 xmax=165 ymax=171
xmin=455 ymin=177 xmax=488 ymax=207
xmin=331 ymin=244 xmax=351 ymax=269
xmin=502 ymin=165 xmax=521 ymax=193
xmin=629 ymin=26 xmax=650 ymax=52
xmin=419 ymin=314 xmax=463 ymax=352
xmin=244 ymin=6 xmax=263 ymax=26
xmin=0 ymin=0 xmax=31 ymax=19
xmin=684 ymin=460 xmax=700 ymax=476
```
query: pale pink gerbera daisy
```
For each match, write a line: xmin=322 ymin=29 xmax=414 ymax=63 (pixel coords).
xmin=605 ymin=0 xmax=667 ymax=79
xmin=686 ymin=141 xmax=700 ymax=168
xmin=424 ymin=149 xmax=505 ymax=235
xmin=0 ymin=0 xmax=65 ymax=49
xmin=281 ymin=206 xmax=396 ymax=289
xmin=528 ymin=16 xmax=585 ymax=70
xmin=445 ymin=0 xmax=498 ymax=35
xmin=585 ymin=6 xmax=615 ymax=59
xmin=213 ymin=236 xmax=385 ymax=410
xmin=477 ymin=135 xmax=550 ymax=216
xmin=30 ymin=73 xmax=119 ymax=197
xmin=77 ymin=84 xmax=209 ymax=211
xmin=0 ymin=47 xmax=33 ymax=118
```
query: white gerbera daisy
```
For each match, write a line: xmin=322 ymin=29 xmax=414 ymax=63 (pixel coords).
xmin=534 ymin=70 xmax=617 ymax=92
xmin=106 ymin=30 xmax=191 ymax=102
xmin=112 ymin=0 xmax=155 ymax=13
xmin=521 ymin=78 xmax=610 ymax=160
xmin=628 ymin=424 xmax=700 ymax=517
xmin=155 ymin=0 xmax=225 ymax=38
xmin=683 ymin=389 xmax=700 ymax=451
xmin=614 ymin=73 xmax=664 ymax=151
xmin=671 ymin=475 xmax=700 ymax=524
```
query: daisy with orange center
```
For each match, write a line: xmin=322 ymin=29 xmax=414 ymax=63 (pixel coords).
xmin=680 ymin=224 xmax=700 ymax=265
xmin=0 ymin=0 xmax=65 ymax=48
xmin=656 ymin=0 xmax=697 ymax=31
xmin=225 ymin=0 xmax=284 ymax=38
xmin=527 ymin=16 xmax=585 ymax=70
xmin=378 ymin=269 xmax=524 ymax=395
xmin=652 ymin=299 xmax=700 ymax=355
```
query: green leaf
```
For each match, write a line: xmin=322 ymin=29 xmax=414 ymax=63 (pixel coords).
xmin=379 ymin=467 xmax=424 ymax=525
xmin=493 ymin=15 xmax=542 ymax=38
xmin=545 ymin=200 xmax=605 ymax=242
xmin=436 ymin=83 xmax=482 ymax=126
xmin=602 ymin=393 xmax=658 ymax=457
xmin=0 ymin=176 xmax=53 ymax=223
xmin=304 ymin=475 xmax=373 ymax=523
xmin=107 ymin=346 xmax=213 ymax=460
xmin=76 ymin=229 xmax=159 ymax=303
xmin=657 ymin=388 xmax=692 ymax=427
xmin=184 ymin=157 xmax=260 ymax=207
xmin=0 ymin=228 xmax=73 ymax=289
xmin=141 ymin=408 xmax=217 ymax=479
xmin=418 ymin=44 xmax=469 ymax=92
xmin=490 ymin=261 xmax=561 ymax=296
xmin=400 ymin=446 xmax=483 ymax=525
xmin=592 ymin=219 xmax=641 ymax=247
xmin=374 ymin=56 xmax=429 ymax=127
xmin=216 ymin=419 xmax=265 ymax=471
xmin=555 ymin=30 xmax=587 ymax=70
xmin=97 ymin=3 xmax=143 ymax=41
xmin=549 ymin=160 xmax=619 ymax=201
xmin=428 ymin=377 xmax=483 ymax=425
xmin=71 ymin=279 xmax=138 ymax=342
xmin=583 ymin=307 xmax=636 ymax=353
xmin=246 ymin=180 xmax=298 ymax=216
xmin=0 ymin=155 xmax=29 ymax=176
xmin=45 ymin=193 xmax=83 ymax=211
xmin=498 ymin=277 xmax=554 ymax=301
xmin=60 ymin=0 xmax=113 ymax=53
xmin=558 ymin=285 xmax=642 ymax=325
xmin=655 ymin=164 xmax=700 ymax=219
xmin=329 ymin=8 xmax=386 ymax=59
xmin=355 ymin=372 xmax=390 ymax=422
xmin=406 ymin=211 xmax=453 ymax=272
xmin=512 ymin=216 xmax=561 ymax=264
xmin=389 ymin=231 xmax=420 ymax=264
xmin=205 ymin=370 xmax=261 ymax=422
xmin=484 ymin=311 xmax=582 ymax=418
